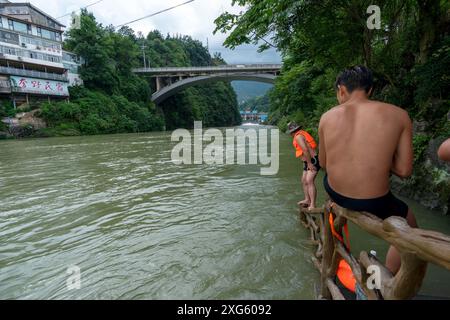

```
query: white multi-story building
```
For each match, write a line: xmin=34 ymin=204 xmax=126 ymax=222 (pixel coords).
xmin=0 ymin=0 xmax=82 ymax=106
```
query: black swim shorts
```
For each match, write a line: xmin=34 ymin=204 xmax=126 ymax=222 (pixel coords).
xmin=304 ymin=155 xmax=321 ymax=172
xmin=323 ymin=175 xmax=409 ymax=220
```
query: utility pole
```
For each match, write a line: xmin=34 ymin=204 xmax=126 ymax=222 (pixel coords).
xmin=207 ymin=37 xmax=210 ymax=66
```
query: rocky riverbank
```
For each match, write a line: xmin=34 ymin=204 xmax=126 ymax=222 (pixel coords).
xmin=0 ymin=109 xmax=47 ymax=139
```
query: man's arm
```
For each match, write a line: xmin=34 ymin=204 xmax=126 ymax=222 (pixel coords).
xmin=438 ymin=138 xmax=450 ymax=162
xmin=391 ymin=112 xmax=413 ymax=178
xmin=318 ymin=117 xmax=327 ymax=170
xmin=296 ymin=135 xmax=313 ymax=165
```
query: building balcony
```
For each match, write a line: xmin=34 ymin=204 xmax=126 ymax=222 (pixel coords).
xmin=0 ymin=79 xmax=11 ymax=93
xmin=0 ymin=65 xmax=67 ymax=82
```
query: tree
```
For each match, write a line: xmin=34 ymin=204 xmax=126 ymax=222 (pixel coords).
xmin=65 ymin=10 xmax=119 ymax=94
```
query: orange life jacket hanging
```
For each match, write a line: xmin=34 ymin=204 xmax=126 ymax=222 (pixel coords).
xmin=329 ymin=211 xmax=356 ymax=293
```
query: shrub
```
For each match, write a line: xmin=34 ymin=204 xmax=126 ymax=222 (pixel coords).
xmin=39 ymin=88 xmax=165 ymax=136
xmin=0 ymin=100 xmax=16 ymax=118
xmin=413 ymin=134 xmax=431 ymax=165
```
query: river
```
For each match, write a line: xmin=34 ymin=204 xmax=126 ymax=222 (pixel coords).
xmin=0 ymin=126 xmax=449 ymax=299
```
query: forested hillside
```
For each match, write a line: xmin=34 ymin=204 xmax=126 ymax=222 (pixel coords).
xmin=215 ymin=0 xmax=450 ymax=213
xmin=33 ymin=9 xmax=240 ymax=136
xmin=232 ymin=81 xmax=273 ymax=104
xmin=239 ymin=93 xmax=271 ymax=112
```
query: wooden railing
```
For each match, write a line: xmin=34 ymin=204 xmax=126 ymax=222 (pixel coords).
xmin=300 ymin=202 xmax=450 ymax=300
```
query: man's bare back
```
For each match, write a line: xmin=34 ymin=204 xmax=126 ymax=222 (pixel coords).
xmin=320 ymin=65 xmax=416 ymax=275
xmin=319 ymin=99 xmax=413 ymax=199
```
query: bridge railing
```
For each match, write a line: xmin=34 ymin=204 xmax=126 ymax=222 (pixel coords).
xmin=300 ymin=202 xmax=450 ymax=300
xmin=133 ymin=64 xmax=282 ymax=74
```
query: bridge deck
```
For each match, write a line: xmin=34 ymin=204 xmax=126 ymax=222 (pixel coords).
xmin=133 ymin=64 xmax=282 ymax=76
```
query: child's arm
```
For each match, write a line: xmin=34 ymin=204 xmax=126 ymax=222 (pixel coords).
xmin=438 ymin=138 xmax=450 ymax=162
xmin=318 ymin=117 xmax=327 ymax=170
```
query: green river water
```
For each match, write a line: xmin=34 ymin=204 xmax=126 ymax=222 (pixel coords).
xmin=0 ymin=126 xmax=449 ymax=299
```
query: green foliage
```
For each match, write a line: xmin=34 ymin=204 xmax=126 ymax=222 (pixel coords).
xmin=0 ymin=100 xmax=16 ymax=117
xmin=410 ymin=36 xmax=450 ymax=135
xmin=239 ymin=93 xmax=271 ymax=112
xmin=215 ymin=0 xmax=450 ymax=147
xmin=413 ymin=134 xmax=431 ymax=165
xmin=36 ymin=123 xmax=81 ymax=137
xmin=40 ymin=88 xmax=164 ymax=136
xmin=269 ymin=62 xmax=318 ymax=118
xmin=65 ymin=10 xmax=119 ymax=94
xmin=143 ymin=31 xmax=212 ymax=68
xmin=277 ymin=116 xmax=289 ymax=133
xmin=232 ymin=81 xmax=273 ymax=103
xmin=162 ymin=82 xmax=241 ymax=130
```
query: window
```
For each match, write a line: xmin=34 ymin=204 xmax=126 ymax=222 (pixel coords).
xmin=0 ymin=18 xmax=3 ymax=29
xmin=41 ymin=28 xmax=56 ymax=41
xmin=8 ymin=19 xmax=28 ymax=33
xmin=47 ymin=18 xmax=56 ymax=29
xmin=37 ymin=27 xmax=42 ymax=37
xmin=20 ymin=36 xmax=62 ymax=51
xmin=27 ymin=24 xmax=32 ymax=34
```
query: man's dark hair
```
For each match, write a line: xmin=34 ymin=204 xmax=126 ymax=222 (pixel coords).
xmin=335 ymin=65 xmax=374 ymax=94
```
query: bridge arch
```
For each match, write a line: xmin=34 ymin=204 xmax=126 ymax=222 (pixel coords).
xmin=151 ymin=73 xmax=276 ymax=104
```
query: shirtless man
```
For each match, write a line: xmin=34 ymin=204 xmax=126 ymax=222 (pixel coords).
xmin=289 ymin=122 xmax=321 ymax=210
xmin=318 ymin=65 xmax=417 ymax=275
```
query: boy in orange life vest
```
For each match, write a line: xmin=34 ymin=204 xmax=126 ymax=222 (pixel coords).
xmin=289 ymin=122 xmax=321 ymax=210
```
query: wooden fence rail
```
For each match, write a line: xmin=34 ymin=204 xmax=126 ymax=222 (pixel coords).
xmin=300 ymin=201 xmax=450 ymax=300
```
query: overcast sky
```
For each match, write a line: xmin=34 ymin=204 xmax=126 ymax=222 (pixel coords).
xmin=28 ymin=0 xmax=281 ymax=64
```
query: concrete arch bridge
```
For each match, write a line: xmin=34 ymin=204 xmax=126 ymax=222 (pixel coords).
xmin=133 ymin=64 xmax=281 ymax=104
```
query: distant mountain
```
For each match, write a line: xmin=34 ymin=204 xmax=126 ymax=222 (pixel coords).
xmin=231 ymin=81 xmax=273 ymax=104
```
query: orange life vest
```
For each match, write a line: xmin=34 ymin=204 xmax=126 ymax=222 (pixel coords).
xmin=293 ymin=130 xmax=317 ymax=158
xmin=329 ymin=211 xmax=357 ymax=293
